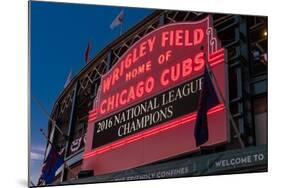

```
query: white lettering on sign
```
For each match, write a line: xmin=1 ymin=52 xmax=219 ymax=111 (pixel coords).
xmin=214 ymin=153 xmax=265 ymax=168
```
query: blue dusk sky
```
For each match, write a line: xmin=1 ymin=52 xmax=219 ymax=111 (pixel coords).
xmin=30 ymin=1 xmax=153 ymax=184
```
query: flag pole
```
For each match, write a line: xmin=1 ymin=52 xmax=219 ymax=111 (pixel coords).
xmin=39 ymin=128 xmax=77 ymax=179
xmin=32 ymin=95 xmax=66 ymax=138
xmin=64 ymin=69 xmax=73 ymax=88
xmin=205 ymin=55 xmax=245 ymax=149
xmin=85 ymin=41 xmax=92 ymax=64
xmin=84 ymin=42 xmax=102 ymax=76
xmin=119 ymin=22 xmax=123 ymax=36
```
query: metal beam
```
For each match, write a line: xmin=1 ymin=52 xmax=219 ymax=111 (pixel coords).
xmin=61 ymin=82 xmax=78 ymax=182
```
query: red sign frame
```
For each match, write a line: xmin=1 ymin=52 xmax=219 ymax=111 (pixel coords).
xmin=82 ymin=16 xmax=229 ymax=175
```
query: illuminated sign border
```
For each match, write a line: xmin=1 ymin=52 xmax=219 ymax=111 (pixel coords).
xmin=83 ymin=16 xmax=228 ymax=159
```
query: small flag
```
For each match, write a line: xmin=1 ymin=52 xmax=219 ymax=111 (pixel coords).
xmin=38 ymin=145 xmax=65 ymax=185
xmin=84 ymin=42 xmax=92 ymax=64
xmin=194 ymin=65 xmax=220 ymax=147
xmin=252 ymin=50 xmax=260 ymax=61
xmin=252 ymin=50 xmax=267 ymax=65
xmin=260 ymin=53 xmax=267 ymax=65
xmin=110 ymin=10 xmax=124 ymax=30
xmin=64 ymin=70 xmax=73 ymax=88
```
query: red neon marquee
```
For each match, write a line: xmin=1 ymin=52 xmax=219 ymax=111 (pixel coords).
xmin=82 ymin=16 xmax=228 ymax=175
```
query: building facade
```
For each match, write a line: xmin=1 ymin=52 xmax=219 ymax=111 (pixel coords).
xmin=43 ymin=10 xmax=267 ymax=185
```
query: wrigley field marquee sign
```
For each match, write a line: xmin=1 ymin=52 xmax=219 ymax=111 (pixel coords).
xmin=82 ymin=16 xmax=229 ymax=175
